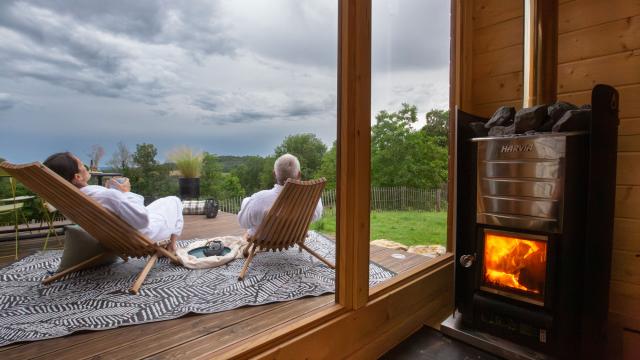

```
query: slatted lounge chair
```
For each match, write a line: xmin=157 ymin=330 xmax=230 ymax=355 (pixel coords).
xmin=238 ymin=177 xmax=335 ymax=281
xmin=0 ymin=161 xmax=180 ymax=294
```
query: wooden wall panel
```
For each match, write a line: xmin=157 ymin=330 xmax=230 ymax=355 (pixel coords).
xmin=557 ymin=52 xmax=640 ymax=94
xmin=469 ymin=1 xmax=523 ymax=115
xmin=472 ymin=72 xmax=523 ymax=105
xmin=473 ymin=17 xmax=523 ymax=55
xmin=558 ymin=85 xmax=640 ymax=121
xmin=618 ymin=135 xmax=640 ymax=152
xmin=472 ymin=0 xmax=523 ymax=30
xmin=557 ymin=0 xmax=640 ymax=342
xmin=559 ymin=0 xmax=640 ymax=34
xmin=613 ymin=218 xmax=640 ymax=252
xmin=611 ymin=250 xmax=640 ymax=284
xmin=623 ymin=330 xmax=640 ymax=360
xmin=609 ymin=281 xmax=640 ymax=320
xmin=472 ymin=45 xmax=523 ymax=79
xmin=620 ymin=118 xmax=640 ymax=136
xmin=558 ymin=16 xmax=640 ymax=64
xmin=617 ymin=154 xmax=640 ymax=185
xmin=615 ymin=186 xmax=640 ymax=220
xmin=472 ymin=99 xmax=522 ymax=118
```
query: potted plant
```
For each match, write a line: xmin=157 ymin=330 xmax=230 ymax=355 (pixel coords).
xmin=168 ymin=147 xmax=203 ymax=199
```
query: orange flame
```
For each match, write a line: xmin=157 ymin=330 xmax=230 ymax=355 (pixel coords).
xmin=483 ymin=232 xmax=547 ymax=295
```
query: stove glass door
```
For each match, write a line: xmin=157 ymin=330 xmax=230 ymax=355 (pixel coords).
xmin=481 ymin=230 xmax=547 ymax=306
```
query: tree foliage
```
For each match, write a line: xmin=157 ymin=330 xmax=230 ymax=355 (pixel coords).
xmin=371 ymin=104 xmax=448 ymax=189
xmin=232 ymin=156 xmax=266 ymax=194
xmin=259 ymin=156 xmax=276 ymax=189
xmin=125 ymin=143 xmax=177 ymax=198
xmin=216 ymin=174 xmax=245 ymax=199
xmin=316 ymin=140 xmax=336 ymax=189
xmin=274 ymin=133 xmax=327 ymax=180
xmin=106 ymin=141 xmax=133 ymax=171
xmin=199 ymin=152 xmax=223 ymax=197
xmin=422 ymin=109 xmax=449 ymax=147
xmin=200 ymin=153 xmax=246 ymax=199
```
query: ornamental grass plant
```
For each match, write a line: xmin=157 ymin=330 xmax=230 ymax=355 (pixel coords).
xmin=168 ymin=146 xmax=203 ymax=178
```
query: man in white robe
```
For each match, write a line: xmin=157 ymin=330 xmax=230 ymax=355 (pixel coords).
xmin=44 ymin=152 xmax=183 ymax=252
xmin=238 ymin=153 xmax=322 ymax=238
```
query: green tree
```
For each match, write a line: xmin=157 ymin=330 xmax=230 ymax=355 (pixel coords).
xmin=232 ymin=156 xmax=265 ymax=194
xmin=200 ymin=152 xmax=224 ymax=197
xmin=132 ymin=143 xmax=158 ymax=169
xmin=274 ymin=133 xmax=327 ymax=180
xmin=371 ymin=104 xmax=448 ymax=189
xmin=422 ymin=109 xmax=449 ymax=147
xmin=316 ymin=140 xmax=337 ymax=189
xmin=217 ymin=174 xmax=245 ymax=199
xmin=125 ymin=143 xmax=176 ymax=198
xmin=259 ymin=155 xmax=276 ymax=189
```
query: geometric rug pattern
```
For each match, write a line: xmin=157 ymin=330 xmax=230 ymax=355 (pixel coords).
xmin=0 ymin=232 xmax=395 ymax=346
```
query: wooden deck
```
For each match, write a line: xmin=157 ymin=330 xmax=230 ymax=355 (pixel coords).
xmin=0 ymin=213 xmax=433 ymax=358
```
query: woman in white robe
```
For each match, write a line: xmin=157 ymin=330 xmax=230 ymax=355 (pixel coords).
xmin=44 ymin=152 xmax=183 ymax=252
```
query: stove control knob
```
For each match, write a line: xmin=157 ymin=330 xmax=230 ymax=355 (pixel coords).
xmin=459 ymin=254 xmax=475 ymax=268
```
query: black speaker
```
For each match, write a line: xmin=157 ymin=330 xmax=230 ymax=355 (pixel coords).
xmin=204 ymin=199 xmax=219 ymax=218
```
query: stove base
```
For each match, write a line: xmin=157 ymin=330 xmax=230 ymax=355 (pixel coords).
xmin=440 ymin=311 xmax=552 ymax=360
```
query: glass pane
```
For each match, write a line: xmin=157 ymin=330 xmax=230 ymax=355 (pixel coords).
xmin=482 ymin=230 xmax=547 ymax=302
xmin=0 ymin=0 xmax=338 ymax=330
xmin=370 ymin=0 xmax=450 ymax=286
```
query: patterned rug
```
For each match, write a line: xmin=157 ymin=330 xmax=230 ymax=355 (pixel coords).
xmin=0 ymin=232 xmax=394 ymax=346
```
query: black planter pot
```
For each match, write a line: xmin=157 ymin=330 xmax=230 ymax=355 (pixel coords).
xmin=178 ymin=178 xmax=200 ymax=200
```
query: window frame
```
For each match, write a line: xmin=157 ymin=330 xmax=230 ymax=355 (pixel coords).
xmin=223 ymin=0 xmax=460 ymax=356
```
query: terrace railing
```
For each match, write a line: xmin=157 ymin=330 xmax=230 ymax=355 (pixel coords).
xmin=215 ymin=187 xmax=446 ymax=215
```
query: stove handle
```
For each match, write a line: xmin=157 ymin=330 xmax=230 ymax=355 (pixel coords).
xmin=459 ymin=254 xmax=476 ymax=268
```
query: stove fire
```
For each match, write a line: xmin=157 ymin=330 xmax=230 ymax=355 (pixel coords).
xmin=482 ymin=231 xmax=547 ymax=303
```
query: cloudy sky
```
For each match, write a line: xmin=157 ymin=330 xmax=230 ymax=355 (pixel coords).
xmin=0 ymin=0 xmax=449 ymax=164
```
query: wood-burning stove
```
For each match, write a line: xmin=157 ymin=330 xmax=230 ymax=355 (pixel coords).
xmin=446 ymin=85 xmax=619 ymax=359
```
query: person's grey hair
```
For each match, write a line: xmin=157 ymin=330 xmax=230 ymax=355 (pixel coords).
xmin=274 ymin=154 xmax=300 ymax=184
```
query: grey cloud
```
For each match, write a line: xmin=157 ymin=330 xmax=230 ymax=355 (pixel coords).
xmin=192 ymin=97 xmax=220 ymax=112
xmin=206 ymin=110 xmax=275 ymax=125
xmin=4 ymin=0 xmax=236 ymax=56
xmin=225 ymin=1 xmax=338 ymax=69
xmin=226 ymin=0 xmax=448 ymax=72
xmin=372 ymin=0 xmax=450 ymax=71
xmin=193 ymin=91 xmax=336 ymax=125
xmin=0 ymin=93 xmax=18 ymax=111
xmin=0 ymin=1 xmax=235 ymax=102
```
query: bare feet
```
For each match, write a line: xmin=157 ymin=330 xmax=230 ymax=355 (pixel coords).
xmin=167 ymin=234 xmax=178 ymax=254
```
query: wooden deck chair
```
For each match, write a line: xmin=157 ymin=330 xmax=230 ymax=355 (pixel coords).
xmin=238 ymin=178 xmax=335 ymax=281
xmin=0 ymin=161 xmax=180 ymax=294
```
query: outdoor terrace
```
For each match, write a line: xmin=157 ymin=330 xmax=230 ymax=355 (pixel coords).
xmin=0 ymin=212 xmax=434 ymax=358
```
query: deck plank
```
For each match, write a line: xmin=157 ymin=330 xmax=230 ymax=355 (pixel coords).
xmin=0 ymin=213 xmax=434 ymax=358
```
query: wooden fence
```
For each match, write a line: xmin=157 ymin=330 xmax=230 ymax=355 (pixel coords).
xmin=217 ymin=187 xmax=447 ymax=215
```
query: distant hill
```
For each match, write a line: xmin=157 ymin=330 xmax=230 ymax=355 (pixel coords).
xmin=101 ymin=155 xmax=256 ymax=173
xmin=217 ymin=155 xmax=256 ymax=172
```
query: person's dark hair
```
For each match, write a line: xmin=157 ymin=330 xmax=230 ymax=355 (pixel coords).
xmin=43 ymin=152 xmax=80 ymax=183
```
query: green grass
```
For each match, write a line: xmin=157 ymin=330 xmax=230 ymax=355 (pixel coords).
xmin=310 ymin=211 xmax=447 ymax=246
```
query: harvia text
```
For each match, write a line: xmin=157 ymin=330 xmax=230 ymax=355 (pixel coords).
xmin=500 ymin=144 xmax=534 ymax=153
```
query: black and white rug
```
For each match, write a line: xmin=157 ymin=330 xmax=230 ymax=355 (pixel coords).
xmin=0 ymin=231 xmax=394 ymax=346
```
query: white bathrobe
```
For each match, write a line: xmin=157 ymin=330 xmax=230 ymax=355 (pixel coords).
xmin=80 ymin=185 xmax=184 ymax=243
xmin=237 ymin=184 xmax=323 ymax=236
